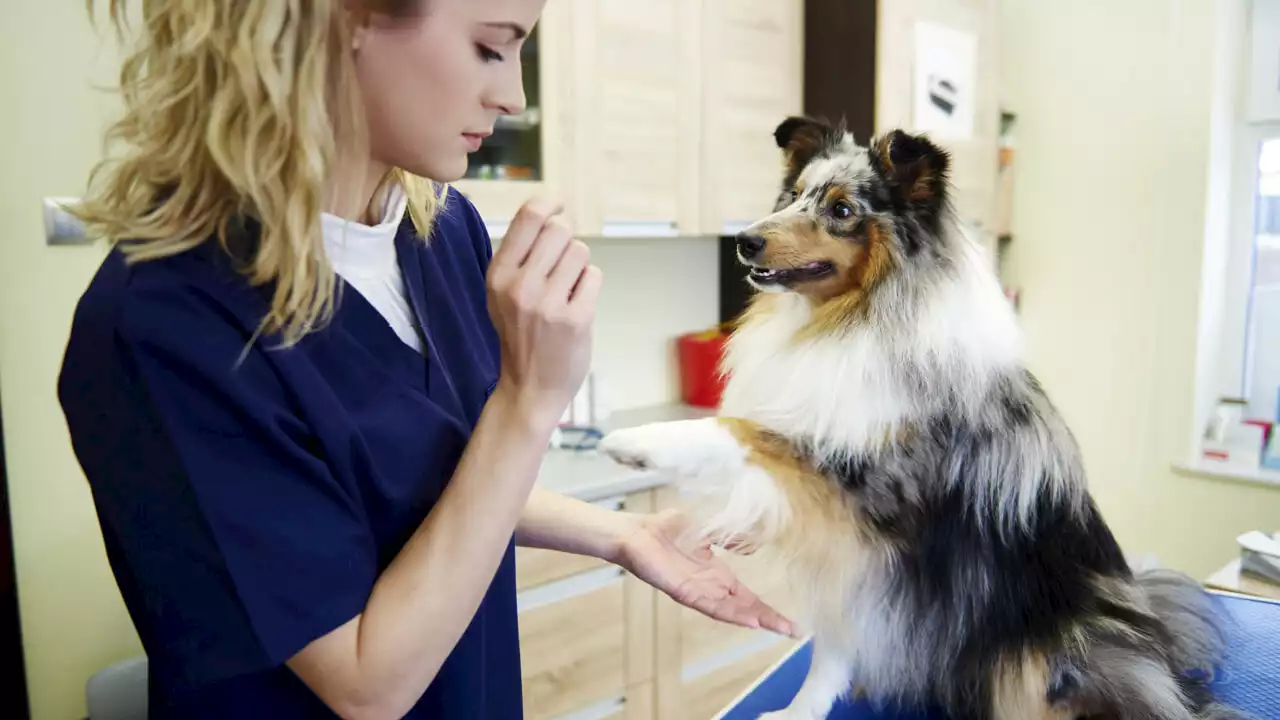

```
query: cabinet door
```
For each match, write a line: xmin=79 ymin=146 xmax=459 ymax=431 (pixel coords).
xmin=451 ymin=0 xmax=573 ymax=237
xmin=699 ymin=0 xmax=805 ymax=236
xmin=519 ymin=577 xmax=626 ymax=719
xmin=568 ymin=0 xmax=702 ymax=236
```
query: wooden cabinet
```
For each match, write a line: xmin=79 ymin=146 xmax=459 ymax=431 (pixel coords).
xmin=697 ymin=0 xmax=806 ymax=235
xmin=453 ymin=0 xmax=805 ymax=239
xmin=515 ymin=492 xmax=656 ymax=720
xmin=520 ymin=577 xmax=627 ymax=717
xmin=450 ymin=0 xmax=574 ymax=236
xmin=452 ymin=0 xmax=1006 ymax=243
xmin=567 ymin=0 xmax=703 ymax=236
xmin=514 ymin=486 xmax=801 ymax=720
xmin=650 ymin=486 xmax=803 ymax=720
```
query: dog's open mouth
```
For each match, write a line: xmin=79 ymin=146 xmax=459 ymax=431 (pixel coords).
xmin=747 ymin=261 xmax=835 ymax=286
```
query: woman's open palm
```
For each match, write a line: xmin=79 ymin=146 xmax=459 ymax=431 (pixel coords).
xmin=620 ymin=509 xmax=798 ymax=638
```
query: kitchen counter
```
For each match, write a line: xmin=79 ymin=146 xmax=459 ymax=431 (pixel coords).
xmin=534 ymin=402 xmax=717 ymax=503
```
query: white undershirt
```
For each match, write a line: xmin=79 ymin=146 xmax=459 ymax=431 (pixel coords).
xmin=320 ymin=184 xmax=424 ymax=353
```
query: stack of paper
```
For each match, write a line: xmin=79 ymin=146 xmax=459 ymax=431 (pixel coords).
xmin=1238 ymin=530 xmax=1280 ymax=585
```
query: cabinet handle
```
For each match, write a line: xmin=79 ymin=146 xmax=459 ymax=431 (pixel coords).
xmin=600 ymin=220 xmax=679 ymax=238
xmin=592 ymin=495 xmax=626 ymax=512
xmin=515 ymin=565 xmax=624 ymax=614
xmin=720 ymin=220 xmax=753 ymax=236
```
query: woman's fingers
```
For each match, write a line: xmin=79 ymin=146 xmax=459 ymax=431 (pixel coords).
xmin=751 ymin=600 xmax=800 ymax=638
xmin=491 ymin=198 xmax=564 ymax=272
xmin=544 ymin=240 xmax=591 ymax=306
xmin=522 ymin=216 xmax=574 ymax=279
xmin=569 ymin=264 xmax=603 ymax=313
xmin=484 ymin=197 xmax=599 ymax=422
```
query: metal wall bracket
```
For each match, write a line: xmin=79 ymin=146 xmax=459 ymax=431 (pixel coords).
xmin=43 ymin=197 xmax=90 ymax=246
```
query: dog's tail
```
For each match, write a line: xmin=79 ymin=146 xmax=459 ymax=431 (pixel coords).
xmin=1062 ymin=569 xmax=1252 ymax=719
xmin=1139 ymin=568 xmax=1252 ymax=719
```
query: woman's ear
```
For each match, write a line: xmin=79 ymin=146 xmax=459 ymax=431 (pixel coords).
xmin=344 ymin=0 xmax=375 ymax=51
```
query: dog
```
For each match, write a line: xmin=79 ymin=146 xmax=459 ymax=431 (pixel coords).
xmin=598 ymin=116 xmax=1247 ymax=719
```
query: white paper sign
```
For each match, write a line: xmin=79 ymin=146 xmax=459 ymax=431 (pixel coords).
xmin=913 ymin=21 xmax=978 ymax=141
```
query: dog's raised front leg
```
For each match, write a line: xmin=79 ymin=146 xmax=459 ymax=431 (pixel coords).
xmin=759 ymin=638 xmax=855 ymax=720
xmin=597 ymin=417 xmax=752 ymax=478
xmin=599 ymin=418 xmax=815 ymax=548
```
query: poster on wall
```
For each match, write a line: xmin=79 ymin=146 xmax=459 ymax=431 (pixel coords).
xmin=912 ymin=21 xmax=978 ymax=141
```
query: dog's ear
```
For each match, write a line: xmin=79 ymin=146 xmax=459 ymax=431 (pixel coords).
xmin=870 ymin=129 xmax=950 ymax=208
xmin=774 ymin=115 xmax=843 ymax=179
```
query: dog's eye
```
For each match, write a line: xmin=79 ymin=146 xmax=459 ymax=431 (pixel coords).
xmin=833 ymin=201 xmax=854 ymax=220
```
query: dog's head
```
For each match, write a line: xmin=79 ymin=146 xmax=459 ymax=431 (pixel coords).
xmin=735 ymin=116 xmax=952 ymax=310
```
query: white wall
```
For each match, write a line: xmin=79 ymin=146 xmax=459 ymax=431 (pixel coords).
xmin=1000 ymin=0 xmax=1280 ymax=578
xmin=586 ymin=236 xmax=723 ymax=412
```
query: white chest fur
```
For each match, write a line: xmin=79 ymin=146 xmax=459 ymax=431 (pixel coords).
xmin=718 ymin=294 xmax=917 ymax=460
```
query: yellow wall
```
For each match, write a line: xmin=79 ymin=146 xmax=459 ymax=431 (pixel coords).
xmin=1000 ymin=0 xmax=1280 ymax=579
xmin=0 ymin=5 xmax=143 ymax=719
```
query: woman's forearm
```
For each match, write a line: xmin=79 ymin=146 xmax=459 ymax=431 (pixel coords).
xmin=287 ymin=387 xmax=559 ymax=720
xmin=515 ymin=486 xmax=640 ymax=564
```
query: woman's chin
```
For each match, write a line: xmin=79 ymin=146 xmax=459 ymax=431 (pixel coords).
xmin=399 ymin=153 xmax=470 ymax=185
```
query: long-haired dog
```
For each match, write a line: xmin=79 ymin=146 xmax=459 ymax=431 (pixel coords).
xmin=599 ymin=116 xmax=1247 ymax=719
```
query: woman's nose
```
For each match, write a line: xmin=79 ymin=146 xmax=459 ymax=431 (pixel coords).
xmin=487 ymin=67 xmax=528 ymax=116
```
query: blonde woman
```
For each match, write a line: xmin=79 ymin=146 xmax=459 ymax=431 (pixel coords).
xmin=56 ymin=1 xmax=794 ymax=718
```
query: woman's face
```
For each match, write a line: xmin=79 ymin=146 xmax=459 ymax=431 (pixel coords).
xmin=352 ymin=0 xmax=546 ymax=183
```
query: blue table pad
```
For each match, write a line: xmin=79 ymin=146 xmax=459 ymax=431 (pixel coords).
xmin=717 ymin=591 xmax=1280 ymax=719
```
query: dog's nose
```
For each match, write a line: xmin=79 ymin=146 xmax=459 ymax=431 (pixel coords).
xmin=737 ymin=233 xmax=766 ymax=260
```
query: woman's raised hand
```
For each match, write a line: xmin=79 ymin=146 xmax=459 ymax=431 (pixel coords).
xmin=486 ymin=199 xmax=602 ymax=428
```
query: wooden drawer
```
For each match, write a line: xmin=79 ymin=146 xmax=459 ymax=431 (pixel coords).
xmin=678 ymin=551 xmax=797 ymax=667
xmin=519 ymin=575 xmax=627 ymax=719
xmin=682 ymin=641 xmax=796 ymax=720
xmin=516 ymin=546 xmax=611 ymax=591
xmin=680 ymin=606 xmax=770 ymax=668
xmin=515 ymin=495 xmax=624 ymax=591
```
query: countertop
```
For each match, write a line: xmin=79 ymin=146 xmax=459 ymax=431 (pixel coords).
xmin=534 ymin=402 xmax=717 ymax=503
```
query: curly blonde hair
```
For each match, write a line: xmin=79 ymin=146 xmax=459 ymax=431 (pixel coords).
xmin=73 ymin=0 xmax=444 ymax=347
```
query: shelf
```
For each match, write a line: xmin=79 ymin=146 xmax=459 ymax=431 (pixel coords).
xmin=1173 ymin=459 xmax=1280 ymax=489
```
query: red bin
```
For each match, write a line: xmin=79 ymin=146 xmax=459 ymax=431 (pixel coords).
xmin=676 ymin=328 xmax=729 ymax=408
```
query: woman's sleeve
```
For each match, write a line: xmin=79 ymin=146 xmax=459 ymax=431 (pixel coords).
xmin=59 ymin=278 xmax=379 ymax=691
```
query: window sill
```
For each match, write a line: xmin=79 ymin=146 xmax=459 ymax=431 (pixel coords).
xmin=1173 ymin=459 xmax=1280 ymax=489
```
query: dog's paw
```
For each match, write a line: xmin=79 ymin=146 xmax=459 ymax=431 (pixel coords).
xmin=598 ymin=418 xmax=740 ymax=476
xmin=597 ymin=425 xmax=661 ymax=470
xmin=597 ymin=422 xmax=686 ymax=472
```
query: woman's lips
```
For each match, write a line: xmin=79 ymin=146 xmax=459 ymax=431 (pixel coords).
xmin=462 ymin=132 xmax=490 ymax=151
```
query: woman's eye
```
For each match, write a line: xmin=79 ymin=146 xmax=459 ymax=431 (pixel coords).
xmin=476 ymin=44 xmax=504 ymax=63
xmin=833 ymin=202 xmax=853 ymax=219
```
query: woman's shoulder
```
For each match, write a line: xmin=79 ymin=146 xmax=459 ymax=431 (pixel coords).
xmin=72 ymin=243 xmax=265 ymax=349
xmin=430 ymin=185 xmax=496 ymax=269
xmin=60 ymin=243 xmax=282 ymax=412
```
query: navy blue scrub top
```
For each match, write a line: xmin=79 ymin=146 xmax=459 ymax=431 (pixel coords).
xmin=57 ymin=187 xmax=523 ymax=718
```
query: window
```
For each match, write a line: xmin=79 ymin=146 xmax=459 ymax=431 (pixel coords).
xmin=1241 ymin=134 xmax=1280 ymax=420
xmin=1183 ymin=0 xmax=1280 ymax=479
xmin=1221 ymin=127 xmax=1280 ymax=422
